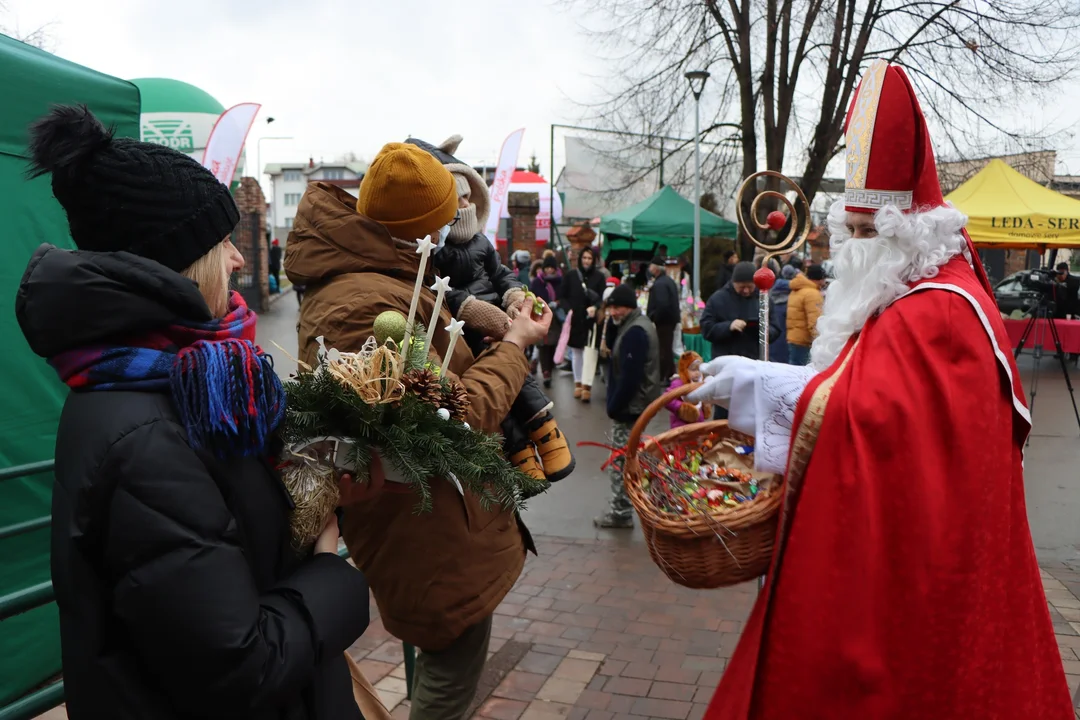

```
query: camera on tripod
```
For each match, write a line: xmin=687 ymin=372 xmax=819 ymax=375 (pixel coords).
xmin=1018 ymin=267 xmax=1065 ymax=312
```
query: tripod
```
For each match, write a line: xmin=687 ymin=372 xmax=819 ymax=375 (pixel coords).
xmin=1013 ymin=300 xmax=1080 ymax=439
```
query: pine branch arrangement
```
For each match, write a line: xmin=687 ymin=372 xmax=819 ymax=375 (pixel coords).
xmin=280 ymin=334 xmax=545 ymax=517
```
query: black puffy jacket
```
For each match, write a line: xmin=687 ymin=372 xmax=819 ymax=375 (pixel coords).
xmin=558 ymin=257 xmax=608 ymax=349
xmin=432 ymin=232 xmax=523 ymax=316
xmin=700 ymin=282 xmax=782 ymax=361
xmin=15 ymin=245 xmax=370 ymax=720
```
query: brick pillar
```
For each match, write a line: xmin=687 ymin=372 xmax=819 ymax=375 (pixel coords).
xmin=507 ymin=191 xmax=540 ymax=263
xmin=234 ymin=177 xmax=270 ymax=311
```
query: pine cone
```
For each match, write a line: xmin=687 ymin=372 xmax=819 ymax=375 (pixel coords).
xmin=402 ymin=368 xmax=443 ymax=407
xmin=445 ymin=380 xmax=470 ymax=422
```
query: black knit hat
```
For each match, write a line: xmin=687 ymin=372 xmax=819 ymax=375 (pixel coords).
xmin=608 ymin=284 xmax=638 ymax=308
xmin=732 ymin=261 xmax=756 ymax=283
xmin=27 ymin=105 xmax=239 ymax=273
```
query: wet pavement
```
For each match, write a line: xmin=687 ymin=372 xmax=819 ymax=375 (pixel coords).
xmin=252 ymin=289 xmax=1080 ymax=718
xmin=257 ymin=290 xmax=1080 ymax=564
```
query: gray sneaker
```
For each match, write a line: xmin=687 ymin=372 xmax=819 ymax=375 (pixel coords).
xmin=594 ymin=512 xmax=634 ymax=529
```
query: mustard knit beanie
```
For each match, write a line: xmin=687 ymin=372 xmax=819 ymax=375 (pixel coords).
xmin=357 ymin=142 xmax=458 ymax=240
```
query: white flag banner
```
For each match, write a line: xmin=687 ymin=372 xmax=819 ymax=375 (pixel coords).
xmin=483 ymin=128 xmax=525 ymax=243
xmin=201 ymin=102 xmax=261 ymax=185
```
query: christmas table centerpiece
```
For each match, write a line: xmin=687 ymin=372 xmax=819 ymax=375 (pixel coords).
xmin=278 ymin=236 xmax=546 ymax=548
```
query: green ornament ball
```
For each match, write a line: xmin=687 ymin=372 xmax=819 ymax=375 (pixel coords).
xmin=374 ymin=310 xmax=407 ymax=347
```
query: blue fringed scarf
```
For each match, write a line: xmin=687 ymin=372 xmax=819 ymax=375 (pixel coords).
xmin=49 ymin=291 xmax=285 ymax=458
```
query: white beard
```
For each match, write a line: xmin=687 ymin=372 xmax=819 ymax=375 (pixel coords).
xmin=810 ymin=201 xmax=969 ymax=371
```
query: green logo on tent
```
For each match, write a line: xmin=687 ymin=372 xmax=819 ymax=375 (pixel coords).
xmin=142 ymin=119 xmax=195 ymax=152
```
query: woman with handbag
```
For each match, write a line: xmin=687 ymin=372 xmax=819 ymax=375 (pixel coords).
xmin=16 ymin=106 xmax=370 ymax=720
xmin=557 ymin=246 xmax=607 ymax=402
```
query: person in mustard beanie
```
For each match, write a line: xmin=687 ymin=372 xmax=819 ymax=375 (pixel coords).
xmin=286 ymin=140 xmax=553 ymax=720
xmin=355 ymin=142 xmax=459 ymax=241
xmin=405 ymin=135 xmax=575 ymax=486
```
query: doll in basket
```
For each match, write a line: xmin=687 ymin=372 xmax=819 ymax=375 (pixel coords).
xmin=665 ymin=351 xmax=707 ymax=429
xmin=406 ymin=134 xmax=575 ymax=484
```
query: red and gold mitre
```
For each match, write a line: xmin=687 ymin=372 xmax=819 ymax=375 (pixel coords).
xmin=843 ymin=59 xmax=945 ymax=214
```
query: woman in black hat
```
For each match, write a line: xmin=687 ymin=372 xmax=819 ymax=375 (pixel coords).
xmin=15 ymin=106 xmax=370 ymax=720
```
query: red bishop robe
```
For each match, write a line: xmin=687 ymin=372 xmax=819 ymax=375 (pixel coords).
xmin=704 ymin=257 xmax=1074 ymax=720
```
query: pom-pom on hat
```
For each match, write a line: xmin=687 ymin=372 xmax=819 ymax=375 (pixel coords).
xmin=27 ymin=105 xmax=239 ymax=273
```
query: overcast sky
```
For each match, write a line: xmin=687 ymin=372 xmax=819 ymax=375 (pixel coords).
xmin=3 ymin=0 xmax=599 ymax=176
xmin=4 ymin=0 xmax=1079 ymax=187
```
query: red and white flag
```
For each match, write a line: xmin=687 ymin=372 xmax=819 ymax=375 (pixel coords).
xmin=201 ymin=102 xmax=261 ymax=185
xmin=483 ymin=128 xmax=525 ymax=244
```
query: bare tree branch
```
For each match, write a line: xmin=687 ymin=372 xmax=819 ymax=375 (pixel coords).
xmin=567 ymin=0 xmax=1080 ymax=256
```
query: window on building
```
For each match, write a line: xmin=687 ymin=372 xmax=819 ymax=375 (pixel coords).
xmin=285 ymin=217 xmax=294 ymax=229
xmin=284 ymin=170 xmax=303 ymax=182
xmin=284 ymin=193 xmax=301 ymax=206
xmin=324 ymin=168 xmax=344 ymax=180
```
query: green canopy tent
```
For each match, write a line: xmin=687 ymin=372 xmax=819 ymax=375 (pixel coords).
xmin=0 ymin=33 xmax=140 ymax=706
xmin=598 ymin=185 xmax=738 ymax=258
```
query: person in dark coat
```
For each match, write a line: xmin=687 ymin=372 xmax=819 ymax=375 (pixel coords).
xmin=645 ymin=255 xmax=681 ymax=380
xmin=768 ymin=264 xmax=798 ymax=364
xmin=269 ymin=238 xmax=283 ymax=292
xmin=558 ymin=245 xmax=608 ymax=401
xmin=598 ymin=284 xmax=662 ymax=529
xmin=700 ymin=261 xmax=781 ymax=419
xmin=714 ymin=250 xmax=739 ymax=295
xmin=532 ymin=257 xmax=564 ymax=387
xmin=15 ymin=106 xmax=369 ymax=720
xmin=408 ymin=135 xmax=575 ymax=484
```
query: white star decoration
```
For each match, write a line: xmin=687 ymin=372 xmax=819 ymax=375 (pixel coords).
xmin=415 ymin=235 xmax=435 ymax=255
xmin=445 ymin=318 xmax=465 ymax=335
xmin=430 ymin=276 xmax=452 ymax=293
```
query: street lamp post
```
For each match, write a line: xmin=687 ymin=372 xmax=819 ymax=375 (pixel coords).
xmin=684 ymin=69 xmax=710 ymax=305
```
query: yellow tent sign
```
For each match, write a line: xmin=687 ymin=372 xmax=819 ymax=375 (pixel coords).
xmin=945 ymin=158 xmax=1080 ymax=248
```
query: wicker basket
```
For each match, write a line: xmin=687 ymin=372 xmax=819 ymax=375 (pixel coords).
xmin=623 ymin=382 xmax=782 ymax=589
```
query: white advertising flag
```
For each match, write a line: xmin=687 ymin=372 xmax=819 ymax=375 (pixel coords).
xmin=201 ymin=102 xmax=261 ymax=185
xmin=484 ymin=128 xmax=526 ymax=243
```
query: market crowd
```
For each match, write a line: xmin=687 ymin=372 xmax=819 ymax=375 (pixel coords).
xmin=13 ymin=55 xmax=1077 ymax=720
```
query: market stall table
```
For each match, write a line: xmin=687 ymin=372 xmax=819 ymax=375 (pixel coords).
xmin=683 ymin=331 xmax=712 ymax=362
xmin=1002 ymin=317 xmax=1080 ymax=355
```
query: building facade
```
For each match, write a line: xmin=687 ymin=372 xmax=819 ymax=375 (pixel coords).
xmin=265 ymin=159 xmax=367 ymax=242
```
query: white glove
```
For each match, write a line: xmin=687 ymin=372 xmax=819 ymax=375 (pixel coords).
xmin=687 ymin=356 xmax=759 ymax=407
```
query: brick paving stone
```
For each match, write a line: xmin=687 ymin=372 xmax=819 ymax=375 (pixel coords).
xmin=585 ymin=711 xmax=616 ymax=720
xmin=468 ymin=537 xmax=1080 ymax=720
xmin=648 ymin=681 xmax=698 ymax=702
xmin=479 ymin=698 xmax=531 ymax=720
xmin=598 ymin=659 xmax=627 ymax=677
xmin=537 ymin=678 xmax=588 ymax=704
xmin=628 ymin=697 xmax=693 ymax=719
xmin=603 ymin=676 xmax=652 ymax=697
xmin=494 ymin=671 xmax=550 ymax=701
xmin=606 ymin=695 xmax=637 ymax=713
xmin=620 ymin=663 xmax=659 ymax=680
xmin=555 ymin=658 xmax=602 ymax=681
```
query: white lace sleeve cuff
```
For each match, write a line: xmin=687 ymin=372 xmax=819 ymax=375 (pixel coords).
xmin=754 ymin=364 xmax=816 ymax=475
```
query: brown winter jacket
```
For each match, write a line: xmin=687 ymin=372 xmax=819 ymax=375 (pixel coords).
xmin=786 ymin=273 xmax=824 ymax=347
xmin=285 ymin=183 xmax=532 ymax=651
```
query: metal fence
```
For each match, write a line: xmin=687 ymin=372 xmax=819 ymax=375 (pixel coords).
xmin=230 ymin=211 xmax=266 ymax=312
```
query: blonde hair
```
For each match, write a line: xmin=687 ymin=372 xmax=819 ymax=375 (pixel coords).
xmin=182 ymin=241 xmax=231 ymax=317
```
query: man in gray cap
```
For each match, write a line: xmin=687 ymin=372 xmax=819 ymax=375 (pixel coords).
xmin=700 ymin=261 xmax=781 ymax=419
xmin=597 ymin=284 xmax=661 ymax=529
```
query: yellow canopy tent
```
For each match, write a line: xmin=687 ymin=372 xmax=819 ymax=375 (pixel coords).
xmin=945 ymin=158 xmax=1080 ymax=248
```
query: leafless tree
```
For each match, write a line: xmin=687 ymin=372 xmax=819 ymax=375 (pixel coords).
xmin=1 ymin=3 xmax=56 ymax=52
xmin=572 ymin=0 xmax=1080 ymax=255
